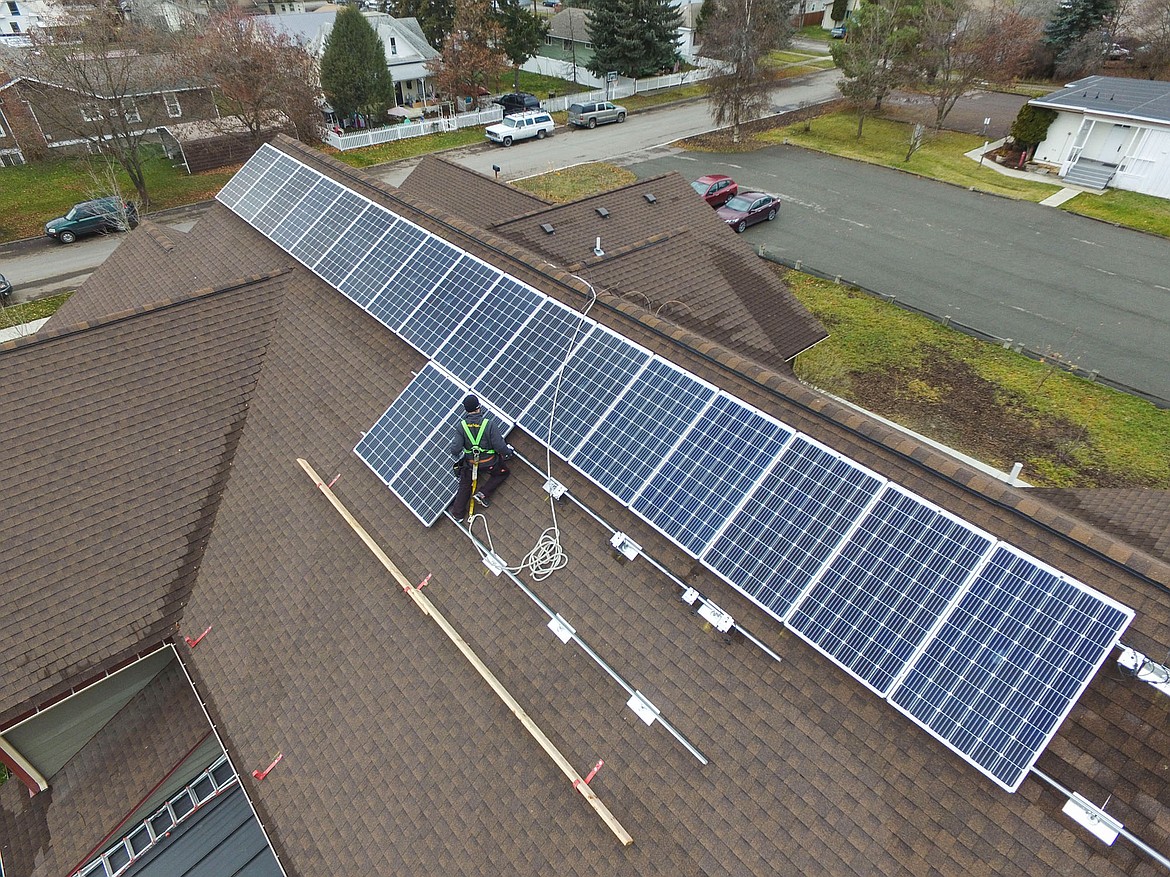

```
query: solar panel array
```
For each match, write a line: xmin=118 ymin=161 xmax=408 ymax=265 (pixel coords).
xmin=218 ymin=145 xmax=1135 ymax=794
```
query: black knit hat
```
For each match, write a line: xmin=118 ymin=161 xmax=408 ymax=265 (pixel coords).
xmin=463 ymin=394 xmax=480 ymax=413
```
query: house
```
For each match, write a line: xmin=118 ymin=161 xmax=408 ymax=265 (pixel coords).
xmin=264 ymin=10 xmax=439 ymax=108
xmin=0 ymin=56 xmax=218 ymax=164
xmin=1029 ymin=75 xmax=1170 ymax=197
xmin=542 ymin=4 xmax=702 ymax=66
xmin=0 ymin=0 xmax=63 ymax=44
xmin=3 ymin=134 xmax=1170 ymax=877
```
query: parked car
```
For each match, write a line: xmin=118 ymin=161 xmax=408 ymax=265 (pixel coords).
xmin=45 ymin=197 xmax=139 ymax=244
xmin=691 ymin=174 xmax=738 ymax=207
xmin=567 ymin=100 xmax=627 ymax=128
xmin=485 ymin=110 xmax=555 ymax=146
xmin=830 ymin=24 xmax=847 ymax=38
xmin=717 ymin=192 xmax=780 ymax=232
xmin=493 ymin=92 xmax=542 ymax=116
xmin=0 ymin=273 xmax=11 ymax=302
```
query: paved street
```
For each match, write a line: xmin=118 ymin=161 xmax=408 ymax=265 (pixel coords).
xmin=627 ymin=147 xmax=1170 ymax=402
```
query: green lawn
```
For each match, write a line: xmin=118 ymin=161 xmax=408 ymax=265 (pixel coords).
xmin=512 ymin=162 xmax=637 ymax=201
xmin=0 ymin=292 xmax=72 ymax=329
xmin=787 ymin=271 xmax=1170 ymax=487
xmin=0 ymin=147 xmax=235 ymax=241
xmin=1060 ymin=188 xmax=1170 ymax=237
xmin=765 ymin=111 xmax=1063 ymax=201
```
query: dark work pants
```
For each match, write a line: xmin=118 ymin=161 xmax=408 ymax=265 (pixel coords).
xmin=449 ymin=458 xmax=510 ymax=518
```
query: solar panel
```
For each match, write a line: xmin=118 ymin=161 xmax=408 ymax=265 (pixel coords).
xmin=289 ymin=191 xmax=368 ymax=269
xmin=888 ymin=544 xmax=1133 ymax=792
xmin=433 ymin=277 xmax=543 ymax=385
xmin=269 ymin=177 xmax=345 ymax=252
xmin=216 ymin=143 xmax=279 ymax=209
xmin=398 ymin=255 xmax=503 ymax=356
xmin=519 ymin=325 xmax=649 ymax=459
xmin=702 ymin=436 xmax=885 ymax=619
xmin=316 ymin=204 xmax=394 ymax=290
xmin=337 ymin=217 xmax=428 ymax=308
xmin=249 ymin=166 xmax=320 ymax=237
xmin=233 ymin=153 xmax=299 ymax=222
xmin=473 ymin=300 xmax=588 ymax=420
xmin=571 ymin=358 xmax=717 ymax=505
xmin=786 ymin=485 xmax=996 ymax=695
xmin=631 ymin=395 xmax=795 ymax=556
xmin=365 ymin=236 xmax=461 ymax=332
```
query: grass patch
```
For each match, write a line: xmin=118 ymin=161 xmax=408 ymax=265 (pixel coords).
xmin=764 ymin=111 xmax=1063 ymax=200
xmin=0 ymin=147 xmax=234 ymax=242
xmin=1060 ymin=188 xmax=1170 ymax=237
xmin=512 ymin=161 xmax=637 ymax=202
xmin=1 ymin=291 xmax=73 ymax=329
xmin=787 ymin=270 xmax=1170 ymax=487
xmin=322 ymin=128 xmax=487 ymax=168
xmin=795 ymin=24 xmax=831 ymax=41
xmin=623 ymin=83 xmax=709 ymax=109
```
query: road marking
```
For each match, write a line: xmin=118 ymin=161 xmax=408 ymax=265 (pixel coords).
xmin=840 ymin=218 xmax=869 ymax=228
xmin=1156 ymin=285 xmax=1170 ymax=292
xmin=1093 ymin=267 xmax=1117 ymax=276
xmin=1073 ymin=238 xmax=1103 ymax=247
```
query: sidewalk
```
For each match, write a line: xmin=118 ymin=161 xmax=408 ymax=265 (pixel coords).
xmin=0 ymin=318 xmax=50 ymax=343
xmin=962 ymin=137 xmax=1099 ymax=207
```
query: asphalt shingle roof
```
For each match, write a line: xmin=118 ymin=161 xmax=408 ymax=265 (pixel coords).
xmin=1031 ymin=75 xmax=1170 ymax=125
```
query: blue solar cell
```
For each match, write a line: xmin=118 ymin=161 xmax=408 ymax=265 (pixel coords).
xmin=269 ymin=177 xmax=345 ymax=252
xmin=289 ymin=191 xmax=368 ymax=269
xmin=390 ymin=419 xmax=464 ymax=525
xmin=889 ymin=544 xmax=1133 ymax=792
xmin=216 ymin=144 xmax=279 ymax=208
xmin=365 ymin=236 xmax=461 ymax=332
xmin=232 ymin=153 xmax=299 ymax=221
xmin=702 ymin=436 xmax=885 ymax=619
xmin=631 ymin=395 xmax=794 ymax=555
xmin=787 ymin=485 xmax=995 ymax=695
xmin=355 ymin=364 xmax=462 ymax=485
xmin=519 ymin=325 xmax=649 ymax=458
xmin=315 ymin=204 xmax=395 ymax=290
xmin=399 ymin=255 xmax=503 ymax=356
xmin=339 ymin=218 xmax=428 ymax=308
xmin=249 ymin=166 xmax=320 ymax=236
xmin=433 ymin=277 xmax=543 ymax=385
xmin=571 ymin=358 xmax=717 ymax=505
xmin=473 ymin=300 xmax=588 ymax=420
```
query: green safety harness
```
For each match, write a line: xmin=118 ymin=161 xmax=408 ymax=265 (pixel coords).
xmin=462 ymin=416 xmax=492 ymax=518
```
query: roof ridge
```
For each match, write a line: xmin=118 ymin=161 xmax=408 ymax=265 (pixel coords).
xmin=495 ymin=173 xmax=679 ymax=227
xmin=565 ymin=229 xmax=685 ymax=271
xmin=0 ymin=268 xmax=293 ymax=351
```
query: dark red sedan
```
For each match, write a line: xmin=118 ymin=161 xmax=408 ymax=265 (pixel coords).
xmin=691 ymin=174 xmax=738 ymax=207
xmin=716 ymin=192 xmax=780 ymax=233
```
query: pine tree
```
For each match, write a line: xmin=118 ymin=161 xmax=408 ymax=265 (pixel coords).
xmin=587 ymin=0 xmax=682 ymax=78
xmin=1044 ymin=0 xmax=1117 ymax=54
xmin=321 ymin=7 xmax=396 ymax=123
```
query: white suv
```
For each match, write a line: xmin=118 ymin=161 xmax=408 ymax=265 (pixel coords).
xmin=485 ymin=110 xmax=555 ymax=146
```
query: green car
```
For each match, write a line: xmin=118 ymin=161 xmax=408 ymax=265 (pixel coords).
xmin=45 ymin=197 xmax=139 ymax=244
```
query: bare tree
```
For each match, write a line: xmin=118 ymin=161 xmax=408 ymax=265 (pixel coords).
xmin=1133 ymin=0 xmax=1170 ymax=77
xmin=426 ymin=0 xmax=509 ymax=102
xmin=913 ymin=0 xmax=1039 ymax=129
xmin=702 ymin=0 xmax=793 ymax=143
xmin=22 ymin=14 xmax=177 ymax=205
xmin=184 ymin=11 xmax=322 ymax=144
xmin=830 ymin=0 xmax=918 ymax=138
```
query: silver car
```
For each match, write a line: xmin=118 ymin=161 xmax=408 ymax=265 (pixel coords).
xmin=567 ymin=101 xmax=627 ymax=129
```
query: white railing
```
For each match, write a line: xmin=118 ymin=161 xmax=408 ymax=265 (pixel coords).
xmin=324 ymin=116 xmax=456 ymax=150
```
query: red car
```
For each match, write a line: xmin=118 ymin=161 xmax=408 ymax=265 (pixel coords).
xmin=691 ymin=174 xmax=738 ymax=207
xmin=716 ymin=192 xmax=780 ymax=233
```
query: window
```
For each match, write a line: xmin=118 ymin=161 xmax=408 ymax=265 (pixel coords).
xmin=6 ymin=2 xmax=18 ymax=14
xmin=562 ymin=38 xmax=570 ymax=49
xmin=163 ymin=91 xmax=181 ymax=117
xmin=9 ymin=21 xmax=19 ymax=32
xmin=81 ymin=103 xmax=102 ymax=122
xmin=389 ymin=36 xmax=397 ymax=55
xmin=122 ymin=98 xmax=140 ymax=123
xmin=544 ymin=35 xmax=552 ymax=45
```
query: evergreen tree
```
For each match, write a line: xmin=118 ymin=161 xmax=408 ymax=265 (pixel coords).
xmin=392 ymin=0 xmax=456 ymax=49
xmin=496 ymin=0 xmax=548 ymax=90
xmin=831 ymin=0 xmax=849 ymax=23
xmin=1044 ymin=0 xmax=1116 ymax=54
xmin=587 ymin=0 xmax=682 ymax=78
xmin=321 ymin=7 xmax=395 ymax=123
xmin=1010 ymin=104 xmax=1057 ymax=149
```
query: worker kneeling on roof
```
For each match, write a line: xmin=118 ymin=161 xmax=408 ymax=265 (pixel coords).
xmin=449 ymin=394 xmax=514 ymax=520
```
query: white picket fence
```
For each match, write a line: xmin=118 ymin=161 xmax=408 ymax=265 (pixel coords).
xmin=323 ymin=62 xmax=715 ymax=152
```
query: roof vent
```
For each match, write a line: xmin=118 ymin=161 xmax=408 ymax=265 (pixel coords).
xmin=643 ymin=193 xmax=656 ymax=203
xmin=595 ymin=207 xmax=609 ymax=218
xmin=593 ymin=236 xmax=605 ymax=258
xmin=540 ymin=222 xmax=555 ymax=234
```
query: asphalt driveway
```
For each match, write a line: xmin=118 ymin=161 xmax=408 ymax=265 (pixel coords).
xmin=626 ymin=145 xmax=1170 ymax=402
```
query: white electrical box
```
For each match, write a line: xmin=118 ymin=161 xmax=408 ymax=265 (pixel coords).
xmin=543 ymin=477 xmax=567 ymax=500
xmin=482 ymin=552 xmax=507 ymax=576
xmin=698 ymin=601 xmax=734 ymax=633
xmin=681 ymin=587 xmax=700 ymax=605
xmin=609 ymin=531 xmax=641 ymax=561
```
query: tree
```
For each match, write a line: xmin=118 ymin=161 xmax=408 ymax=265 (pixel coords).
xmin=1010 ymin=104 xmax=1056 ymax=156
xmin=22 ymin=13 xmax=177 ymax=206
xmin=1044 ymin=0 xmax=1117 ymax=56
xmin=912 ymin=0 xmax=1039 ymax=129
xmin=185 ymin=11 xmax=322 ymax=144
xmin=831 ymin=0 xmax=849 ymax=22
xmin=702 ymin=0 xmax=792 ymax=142
xmin=320 ymin=7 xmax=395 ymax=124
xmin=426 ymin=0 xmax=509 ymax=101
xmin=1133 ymin=0 xmax=1170 ymax=78
xmin=496 ymin=0 xmax=548 ymax=91
xmin=830 ymin=0 xmax=918 ymax=137
xmin=391 ymin=0 xmax=456 ymax=48
xmin=587 ymin=0 xmax=682 ymax=78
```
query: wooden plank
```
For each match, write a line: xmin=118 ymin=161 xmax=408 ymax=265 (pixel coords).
xmin=298 ymin=458 xmax=634 ymax=847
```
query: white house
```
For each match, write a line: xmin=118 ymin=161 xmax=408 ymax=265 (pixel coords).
xmin=0 ymin=0 xmax=66 ymax=45
xmin=1029 ymin=75 xmax=1170 ymax=198
xmin=264 ymin=10 xmax=439 ymax=107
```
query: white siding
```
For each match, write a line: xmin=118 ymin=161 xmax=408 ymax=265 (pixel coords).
xmin=1033 ymin=111 xmax=1082 ymax=165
